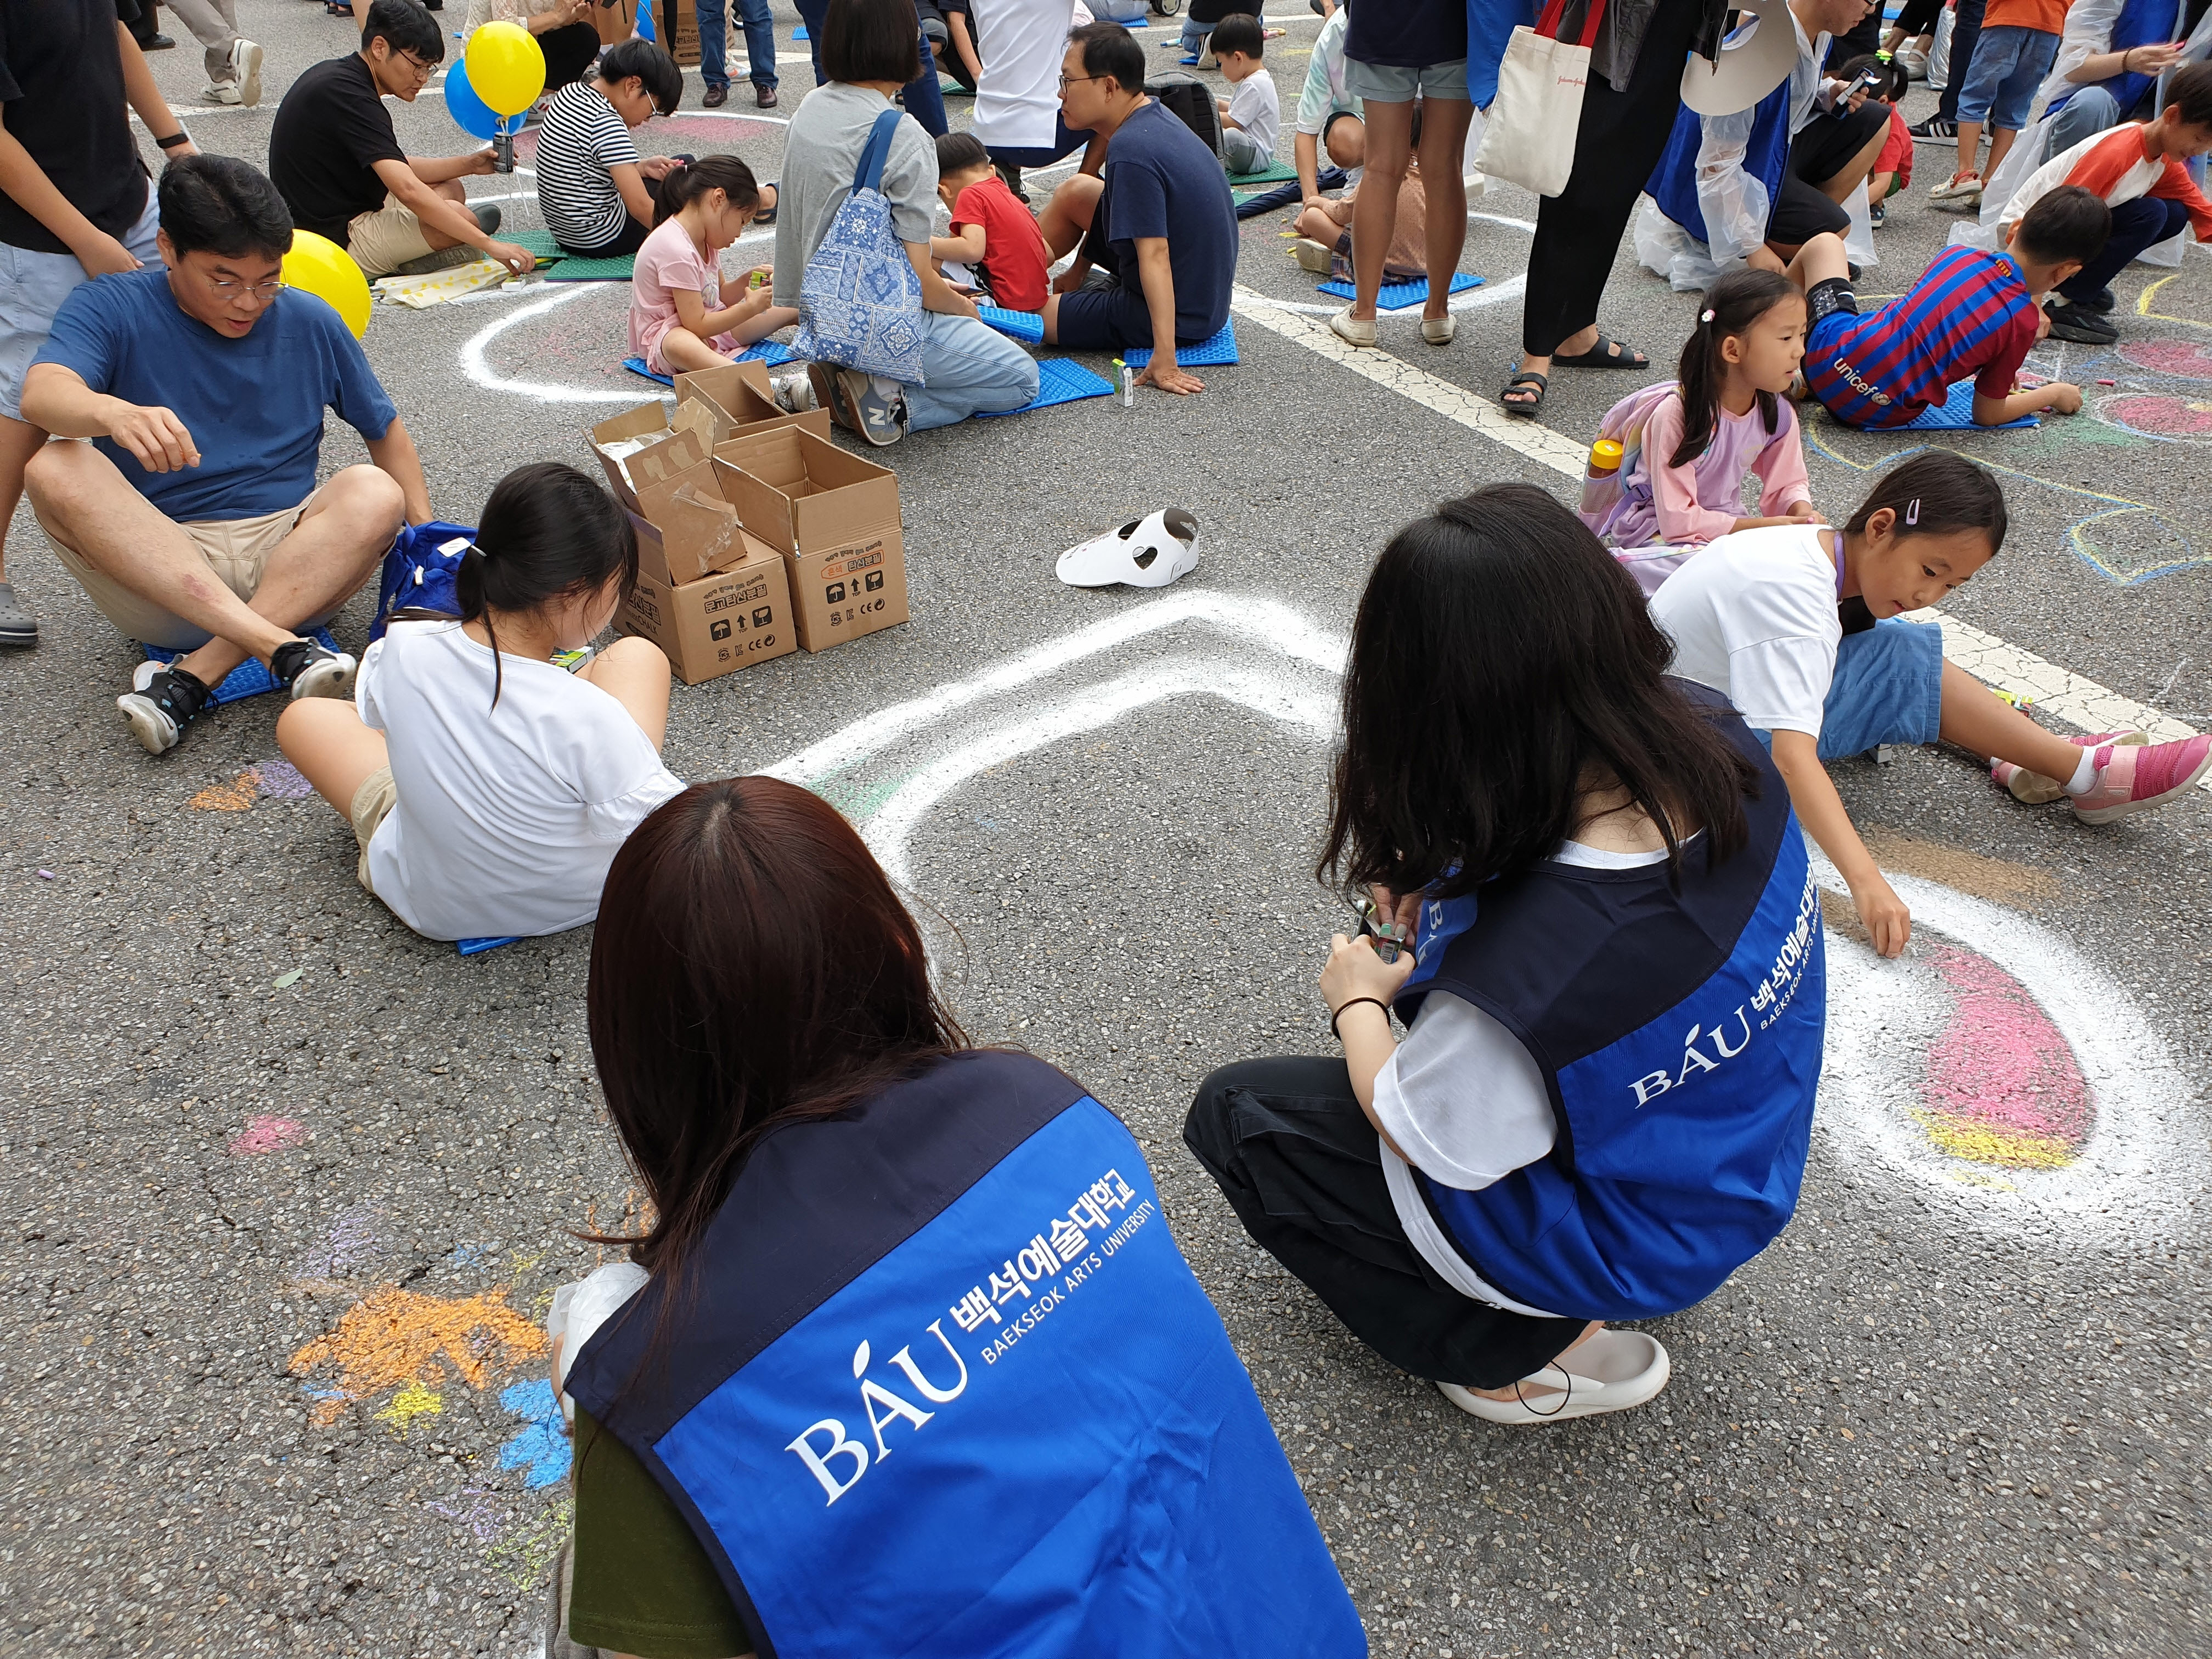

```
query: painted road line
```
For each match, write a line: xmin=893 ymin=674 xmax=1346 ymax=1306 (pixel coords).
xmin=1235 ymin=284 xmax=2209 ymax=778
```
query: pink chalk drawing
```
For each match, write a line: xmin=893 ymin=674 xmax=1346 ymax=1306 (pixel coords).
xmin=2095 ymin=393 xmax=2212 ymax=441
xmin=2114 ymin=338 xmax=2212 ymax=380
xmin=256 ymin=760 xmax=317 ymax=799
xmin=1815 ymin=864 xmax=2197 ymax=1235
xmin=229 ymin=1115 xmax=309 ymax=1156
xmin=1918 ymin=946 xmax=2090 ymax=1170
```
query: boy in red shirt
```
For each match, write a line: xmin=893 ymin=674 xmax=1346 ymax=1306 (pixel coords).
xmin=928 ymin=131 xmax=1050 ymax=314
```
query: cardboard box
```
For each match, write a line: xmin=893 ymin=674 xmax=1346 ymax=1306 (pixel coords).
xmin=712 ymin=429 xmax=909 ymax=653
xmin=588 ymin=399 xmax=717 ymax=513
xmin=620 ymin=541 xmax=796 ymax=685
xmin=593 ymin=0 xmax=638 ymax=48
xmin=630 ymin=466 xmax=785 ymax=589
xmin=657 ymin=0 xmax=700 ymax=66
xmin=674 ymin=360 xmax=833 ymax=448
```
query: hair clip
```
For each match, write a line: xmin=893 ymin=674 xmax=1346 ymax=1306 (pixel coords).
xmin=1699 ymin=308 xmax=1715 ymax=323
xmin=1905 ymin=499 xmax=1921 ymax=526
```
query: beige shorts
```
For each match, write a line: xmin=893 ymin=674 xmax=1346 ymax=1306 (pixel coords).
xmin=39 ymin=478 xmax=344 ymax=650
xmin=345 ymin=195 xmax=436 ymax=279
xmin=349 ymin=765 xmax=399 ymax=894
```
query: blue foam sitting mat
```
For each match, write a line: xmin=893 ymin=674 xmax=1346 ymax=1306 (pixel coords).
xmin=623 ymin=342 xmax=795 ymax=385
xmin=1882 ymin=381 xmax=2039 ymax=432
xmin=458 ymin=936 xmax=520 ymax=956
xmin=977 ymin=305 xmax=1046 ymax=343
xmin=143 ymin=627 xmax=340 ymax=706
xmin=978 ymin=358 xmax=1117 ymax=417
xmin=1121 ymin=322 xmax=1239 ymax=368
xmin=1316 ymin=273 xmax=1484 ymax=311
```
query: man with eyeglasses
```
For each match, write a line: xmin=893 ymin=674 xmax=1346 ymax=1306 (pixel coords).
xmin=270 ymin=0 xmax=534 ymax=280
xmin=21 ymin=156 xmax=431 ymax=758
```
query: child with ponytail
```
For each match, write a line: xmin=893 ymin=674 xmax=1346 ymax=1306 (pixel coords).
xmin=1650 ymin=452 xmax=2211 ymax=958
xmin=1581 ymin=270 xmax=1820 ymax=571
xmin=630 ymin=156 xmax=797 ymax=376
xmin=276 ymin=463 xmax=682 ymax=943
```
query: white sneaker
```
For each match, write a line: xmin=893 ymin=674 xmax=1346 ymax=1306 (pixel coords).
xmin=1437 ymin=1330 xmax=1671 ymax=1425
xmin=1928 ymin=173 xmax=1983 ymax=206
xmin=1327 ymin=305 xmax=1377 ymax=347
xmin=202 ymin=81 xmax=243 ymax=106
xmin=228 ymin=38 xmax=264 ymax=106
xmin=1420 ymin=314 xmax=1456 ymax=346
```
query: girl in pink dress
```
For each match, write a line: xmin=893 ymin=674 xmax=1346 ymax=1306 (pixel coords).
xmin=629 ymin=157 xmax=797 ymax=375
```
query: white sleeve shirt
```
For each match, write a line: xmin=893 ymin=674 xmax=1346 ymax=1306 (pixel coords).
xmin=1648 ymin=523 xmax=1843 ymax=739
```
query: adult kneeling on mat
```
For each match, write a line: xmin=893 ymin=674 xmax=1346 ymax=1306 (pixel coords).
xmin=1186 ymin=484 xmax=1827 ymax=1425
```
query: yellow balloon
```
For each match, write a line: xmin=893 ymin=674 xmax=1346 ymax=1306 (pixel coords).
xmin=282 ymin=230 xmax=372 ymax=339
xmin=465 ymin=20 xmax=547 ymax=117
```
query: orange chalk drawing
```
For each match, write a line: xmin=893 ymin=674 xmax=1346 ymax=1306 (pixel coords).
xmin=191 ymin=769 xmax=262 ymax=811
xmin=289 ymin=1286 xmax=547 ymax=1426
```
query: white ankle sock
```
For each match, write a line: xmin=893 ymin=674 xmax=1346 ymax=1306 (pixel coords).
xmin=2062 ymin=750 xmax=2100 ymax=796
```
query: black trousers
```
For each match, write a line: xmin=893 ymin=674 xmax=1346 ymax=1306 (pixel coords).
xmin=1522 ymin=0 xmax=1709 ymax=356
xmin=1183 ymin=1056 xmax=1587 ymax=1390
xmin=541 ymin=23 xmax=604 ymax=95
xmin=1768 ymin=99 xmax=1891 ymax=248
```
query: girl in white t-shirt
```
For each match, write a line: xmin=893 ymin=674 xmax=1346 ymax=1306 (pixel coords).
xmin=630 ymin=156 xmax=795 ymax=377
xmin=1649 ymin=452 xmax=2212 ymax=958
xmin=276 ymin=463 xmax=682 ymax=943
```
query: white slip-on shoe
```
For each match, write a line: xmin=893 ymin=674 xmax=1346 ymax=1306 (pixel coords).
xmin=1437 ymin=1329 xmax=1671 ymax=1425
xmin=1327 ymin=305 xmax=1378 ymax=347
xmin=1421 ymin=314 xmax=1455 ymax=346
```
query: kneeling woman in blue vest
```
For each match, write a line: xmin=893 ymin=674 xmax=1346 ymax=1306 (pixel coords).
xmin=1187 ymin=484 xmax=1825 ymax=1426
xmin=548 ymin=776 xmax=1365 ymax=1659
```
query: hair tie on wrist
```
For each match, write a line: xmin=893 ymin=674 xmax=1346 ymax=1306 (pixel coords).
xmin=1329 ymin=997 xmax=1391 ymax=1040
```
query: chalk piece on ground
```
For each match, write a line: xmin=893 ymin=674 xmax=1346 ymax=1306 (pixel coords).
xmin=978 ymin=358 xmax=1117 ymax=417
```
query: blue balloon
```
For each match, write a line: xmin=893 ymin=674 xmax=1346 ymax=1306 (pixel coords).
xmin=444 ymin=60 xmax=508 ymax=142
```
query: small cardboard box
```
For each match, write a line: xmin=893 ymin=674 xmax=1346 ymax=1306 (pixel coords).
xmin=588 ymin=399 xmax=716 ymax=513
xmin=630 ymin=466 xmax=784 ymax=588
xmin=619 ymin=541 xmax=796 ymax=685
xmin=674 ymin=360 xmax=833 ymax=448
xmin=711 ymin=429 xmax=909 ymax=653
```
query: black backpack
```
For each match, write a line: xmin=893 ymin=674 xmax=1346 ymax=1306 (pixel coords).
xmin=1145 ymin=71 xmax=1223 ymax=158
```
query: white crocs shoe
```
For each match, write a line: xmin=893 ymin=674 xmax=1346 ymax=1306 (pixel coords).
xmin=1437 ymin=1329 xmax=1671 ymax=1425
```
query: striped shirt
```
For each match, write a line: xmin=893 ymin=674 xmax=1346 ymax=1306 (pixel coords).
xmin=1998 ymin=123 xmax=2212 ymax=244
xmin=533 ymin=82 xmax=640 ymax=252
xmin=1805 ymin=247 xmax=2039 ymax=429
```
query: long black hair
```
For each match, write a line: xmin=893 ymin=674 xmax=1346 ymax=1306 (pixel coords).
xmin=1670 ymin=267 xmax=1801 ymax=468
xmin=1843 ymin=450 xmax=2008 ymax=547
xmin=455 ymin=462 xmax=638 ymax=709
xmin=1318 ymin=484 xmax=1759 ymax=901
xmin=651 ymin=154 xmax=761 ymax=227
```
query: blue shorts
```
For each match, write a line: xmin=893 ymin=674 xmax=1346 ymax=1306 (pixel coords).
xmin=1817 ymin=618 xmax=1945 ymax=760
xmin=1053 ymin=282 xmax=1155 ymax=352
xmin=1343 ymin=58 xmax=1471 ymax=103
xmin=0 ymin=192 xmax=160 ymax=422
xmin=1957 ymin=24 xmax=2060 ymax=132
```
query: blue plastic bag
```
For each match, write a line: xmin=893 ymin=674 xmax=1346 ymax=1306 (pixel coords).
xmin=373 ymin=521 xmax=476 ymax=641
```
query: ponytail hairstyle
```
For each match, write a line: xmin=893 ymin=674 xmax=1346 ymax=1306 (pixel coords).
xmin=1670 ymin=267 xmax=1801 ymax=468
xmin=651 ymin=154 xmax=761 ymax=227
xmin=455 ymin=462 xmax=638 ymax=710
xmin=1843 ymin=451 xmax=2008 ymax=551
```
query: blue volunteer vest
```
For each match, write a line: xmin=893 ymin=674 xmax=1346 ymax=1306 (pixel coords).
xmin=2048 ymin=0 xmax=2182 ymax=119
xmin=1394 ymin=696 xmax=1824 ymax=1323
xmin=1646 ymin=82 xmax=1793 ymax=247
xmin=565 ymin=1050 xmax=1366 ymax=1659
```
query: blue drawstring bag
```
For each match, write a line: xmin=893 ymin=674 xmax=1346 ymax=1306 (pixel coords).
xmin=793 ymin=107 xmax=927 ymax=384
xmin=373 ymin=521 xmax=476 ymax=641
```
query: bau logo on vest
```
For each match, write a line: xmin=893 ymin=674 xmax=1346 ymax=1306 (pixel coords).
xmin=784 ymin=1321 xmax=972 ymax=1506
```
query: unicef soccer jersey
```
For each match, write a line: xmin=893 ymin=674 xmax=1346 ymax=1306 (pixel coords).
xmin=566 ymin=1051 xmax=1364 ymax=1659
xmin=1395 ymin=693 xmax=1825 ymax=1322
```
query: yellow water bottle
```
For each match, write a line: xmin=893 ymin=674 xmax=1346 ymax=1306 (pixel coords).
xmin=1587 ymin=437 xmax=1624 ymax=479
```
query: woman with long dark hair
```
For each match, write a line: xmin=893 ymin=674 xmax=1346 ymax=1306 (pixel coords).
xmin=549 ymin=777 xmax=1364 ymax=1659
xmin=1186 ymin=484 xmax=1827 ymax=1425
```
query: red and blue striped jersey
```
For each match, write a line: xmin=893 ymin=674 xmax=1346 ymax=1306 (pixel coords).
xmin=1806 ymin=247 xmax=2041 ymax=429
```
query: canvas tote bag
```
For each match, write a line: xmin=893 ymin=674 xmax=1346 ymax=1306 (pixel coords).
xmin=793 ymin=107 xmax=928 ymax=384
xmin=1473 ymin=0 xmax=1609 ymax=199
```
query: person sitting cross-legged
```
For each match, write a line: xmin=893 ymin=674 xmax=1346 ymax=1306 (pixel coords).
xmin=269 ymin=0 xmax=536 ymax=280
xmin=1037 ymin=22 xmax=1238 ymax=397
xmin=20 ymin=155 xmax=427 ymax=756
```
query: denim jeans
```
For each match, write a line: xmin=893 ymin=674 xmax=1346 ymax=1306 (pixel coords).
xmin=697 ymin=0 xmax=779 ymax=91
xmin=1955 ymin=24 xmax=2059 ymax=130
xmin=2044 ymin=83 xmax=2121 ymax=161
xmin=903 ymin=312 xmax=1040 ymax=430
xmin=786 ymin=0 xmax=945 ymax=135
xmin=1934 ymin=0 xmax=1987 ymax=124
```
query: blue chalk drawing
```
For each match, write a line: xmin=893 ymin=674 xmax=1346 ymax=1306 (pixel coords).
xmin=497 ymin=1377 xmax=572 ymax=1489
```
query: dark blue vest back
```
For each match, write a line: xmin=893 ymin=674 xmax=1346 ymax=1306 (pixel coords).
xmin=565 ymin=1049 xmax=1366 ymax=1659
xmin=1394 ymin=701 xmax=1824 ymax=1322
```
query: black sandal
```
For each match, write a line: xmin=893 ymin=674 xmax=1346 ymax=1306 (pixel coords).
xmin=1550 ymin=335 xmax=1648 ymax=369
xmin=1501 ymin=369 xmax=1547 ymax=418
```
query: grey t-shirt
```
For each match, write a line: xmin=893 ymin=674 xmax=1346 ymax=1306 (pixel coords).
xmin=773 ymin=82 xmax=938 ymax=308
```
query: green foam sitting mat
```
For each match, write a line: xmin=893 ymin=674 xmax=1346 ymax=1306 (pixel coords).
xmin=1228 ymin=160 xmax=1300 ymax=188
xmin=507 ymin=228 xmax=637 ymax=282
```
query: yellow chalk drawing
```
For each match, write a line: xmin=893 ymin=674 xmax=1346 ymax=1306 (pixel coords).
xmin=191 ymin=769 xmax=262 ymax=811
xmin=486 ymin=1495 xmax=573 ymax=1592
xmin=289 ymin=1286 xmax=547 ymax=1426
xmin=373 ymin=1383 xmax=446 ymax=1436
xmin=1911 ymin=1112 xmax=2077 ymax=1171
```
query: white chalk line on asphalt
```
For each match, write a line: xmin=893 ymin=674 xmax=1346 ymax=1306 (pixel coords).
xmin=1232 ymin=290 xmax=2210 ymax=785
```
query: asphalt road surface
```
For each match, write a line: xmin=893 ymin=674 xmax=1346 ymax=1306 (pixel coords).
xmin=3 ymin=5 xmax=2210 ymax=1657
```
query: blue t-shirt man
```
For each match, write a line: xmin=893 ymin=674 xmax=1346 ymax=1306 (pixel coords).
xmin=1056 ymin=98 xmax=1237 ymax=352
xmin=33 ymin=266 xmax=398 ymax=523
